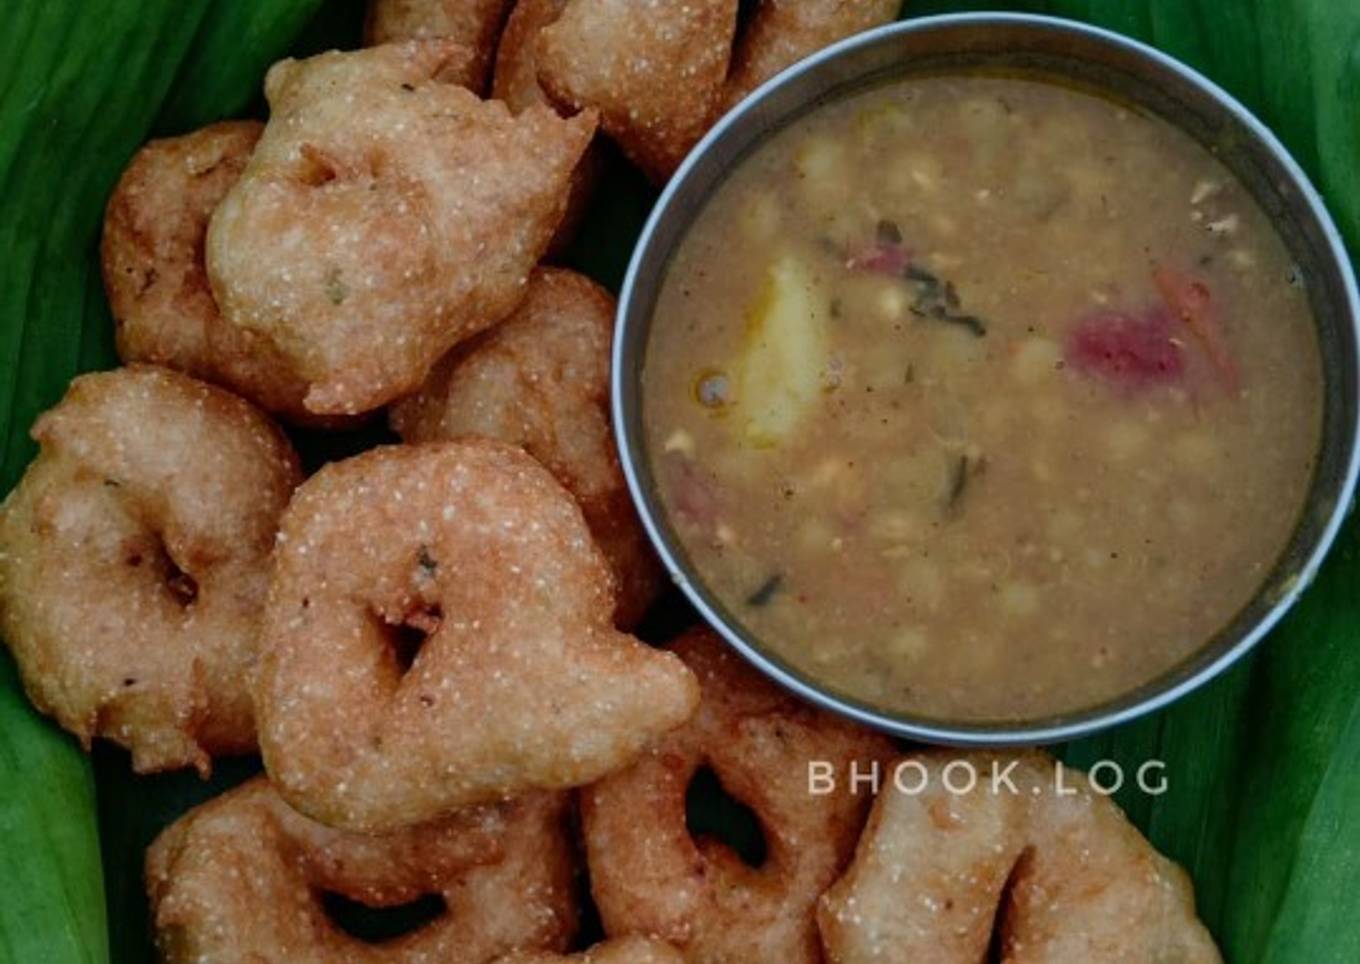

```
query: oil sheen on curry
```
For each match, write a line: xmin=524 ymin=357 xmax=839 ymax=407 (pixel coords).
xmin=643 ymin=75 xmax=1323 ymax=722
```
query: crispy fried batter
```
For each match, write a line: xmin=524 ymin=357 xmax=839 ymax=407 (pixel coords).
xmin=256 ymin=440 xmax=698 ymax=831
xmin=491 ymin=0 xmax=566 ymax=112
xmin=0 ymin=366 xmax=301 ymax=774
xmin=536 ymin=0 xmax=737 ymax=183
xmin=391 ymin=268 xmax=660 ymax=628
xmin=206 ymin=41 xmax=597 ymax=415
xmin=365 ymin=0 xmax=515 ymax=91
xmin=101 ymin=122 xmax=331 ymax=424
xmin=148 ymin=778 xmax=576 ymax=963
xmin=583 ymin=628 xmax=894 ymax=964
xmin=494 ymin=938 xmax=685 ymax=964
xmin=723 ymin=0 xmax=900 ymax=109
xmin=491 ymin=0 xmax=598 ymax=251
xmin=818 ymin=751 xmax=1223 ymax=963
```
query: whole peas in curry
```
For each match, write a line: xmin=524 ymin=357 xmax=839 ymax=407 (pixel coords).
xmin=643 ymin=75 xmax=1323 ymax=722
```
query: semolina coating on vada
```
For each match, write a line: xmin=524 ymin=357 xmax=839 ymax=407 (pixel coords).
xmin=390 ymin=268 xmax=661 ymax=629
xmin=490 ymin=0 xmax=568 ymax=113
xmin=206 ymin=41 xmax=597 ymax=416
xmin=148 ymin=777 xmax=577 ymax=963
xmin=490 ymin=0 xmax=600 ymax=253
xmin=721 ymin=0 xmax=901 ymax=110
xmin=0 ymin=365 xmax=301 ymax=774
xmin=101 ymin=121 xmax=333 ymax=425
xmin=583 ymin=628 xmax=895 ymax=964
xmin=255 ymin=440 xmax=699 ymax=832
xmin=817 ymin=751 xmax=1223 ymax=964
xmin=493 ymin=937 xmax=685 ymax=964
xmin=365 ymin=0 xmax=516 ymax=92
xmin=536 ymin=0 xmax=738 ymax=183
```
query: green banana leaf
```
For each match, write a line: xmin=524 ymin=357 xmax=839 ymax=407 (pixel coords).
xmin=0 ymin=654 xmax=105 ymax=964
xmin=0 ymin=2 xmax=1356 ymax=962
xmin=1 ymin=5 xmax=209 ymax=961
xmin=0 ymin=3 xmax=330 ymax=962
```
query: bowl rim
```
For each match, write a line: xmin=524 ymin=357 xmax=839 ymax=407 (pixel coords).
xmin=612 ymin=11 xmax=1360 ymax=745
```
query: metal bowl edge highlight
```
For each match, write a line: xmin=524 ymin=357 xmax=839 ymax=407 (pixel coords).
xmin=612 ymin=13 xmax=1360 ymax=745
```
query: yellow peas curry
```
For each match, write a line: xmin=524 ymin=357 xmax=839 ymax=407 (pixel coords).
xmin=643 ymin=75 xmax=1323 ymax=722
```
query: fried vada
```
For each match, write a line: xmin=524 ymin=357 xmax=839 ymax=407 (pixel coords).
xmin=490 ymin=0 xmax=565 ymax=112
xmin=818 ymin=751 xmax=1223 ymax=963
xmin=365 ymin=0 xmax=515 ymax=91
xmin=391 ymin=268 xmax=661 ymax=628
xmin=722 ymin=1 xmax=901 ymax=110
xmin=491 ymin=0 xmax=599 ymax=252
xmin=206 ymin=41 xmax=597 ymax=416
xmin=255 ymin=440 xmax=699 ymax=831
xmin=101 ymin=121 xmax=339 ymax=425
xmin=148 ymin=778 xmax=576 ymax=963
xmin=494 ymin=938 xmax=685 ymax=964
xmin=0 ymin=365 xmax=301 ymax=773
xmin=582 ymin=628 xmax=895 ymax=964
xmin=536 ymin=0 xmax=737 ymax=183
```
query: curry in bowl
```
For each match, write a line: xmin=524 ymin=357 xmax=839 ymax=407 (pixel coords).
xmin=642 ymin=74 xmax=1323 ymax=722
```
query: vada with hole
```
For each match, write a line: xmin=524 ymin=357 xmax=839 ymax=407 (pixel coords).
xmin=0 ymin=365 xmax=300 ymax=774
xmin=818 ymin=751 xmax=1223 ymax=963
xmin=148 ymin=778 xmax=576 ymax=963
xmin=582 ymin=628 xmax=895 ymax=964
xmin=255 ymin=440 xmax=699 ymax=831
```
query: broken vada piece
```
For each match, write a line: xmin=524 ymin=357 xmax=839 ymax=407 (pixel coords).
xmin=101 ymin=121 xmax=330 ymax=425
xmin=256 ymin=440 xmax=699 ymax=831
xmin=391 ymin=268 xmax=661 ymax=628
xmin=206 ymin=41 xmax=597 ymax=416
xmin=536 ymin=0 xmax=737 ymax=182
xmin=582 ymin=628 xmax=894 ymax=964
xmin=148 ymin=778 xmax=576 ymax=963
xmin=494 ymin=938 xmax=685 ymax=964
xmin=491 ymin=0 xmax=599 ymax=251
xmin=818 ymin=751 xmax=1223 ymax=964
xmin=0 ymin=366 xmax=301 ymax=774
xmin=723 ymin=0 xmax=900 ymax=110
xmin=365 ymin=0 xmax=514 ymax=91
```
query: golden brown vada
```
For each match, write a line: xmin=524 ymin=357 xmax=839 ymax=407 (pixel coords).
xmin=148 ymin=777 xmax=576 ymax=963
xmin=491 ymin=0 xmax=566 ymax=112
xmin=494 ymin=938 xmax=685 ymax=964
xmin=0 ymin=366 xmax=301 ymax=774
xmin=206 ymin=41 xmax=597 ymax=416
xmin=391 ymin=268 xmax=661 ymax=628
xmin=491 ymin=0 xmax=599 ymax=252
xmin=101 ymin=121 xmax=336 ymax=425
xmin=366 ymin=0 xmax=515 ymax=91
xmin=582 ymin=628 xmax=894 ymax=964
xmin=722 ymin=1 xmax=901 ymax=110
xmin=536 ymin=0 xmax=738 ymax=183
xmin=256 ymin=440 xmax=699 ymax=831
xmin=818 ymin=751 xmax=1223 ymax=963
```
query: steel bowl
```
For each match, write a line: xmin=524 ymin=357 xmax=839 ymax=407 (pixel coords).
xmin=612 ymin=13 xmax=1360 ymax=745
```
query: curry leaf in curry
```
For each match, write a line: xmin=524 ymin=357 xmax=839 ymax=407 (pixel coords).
xmin=0 ymin=3 xmax=1358 ymax=964
xmin=746 ymin=573 xmax=786 ymax=608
